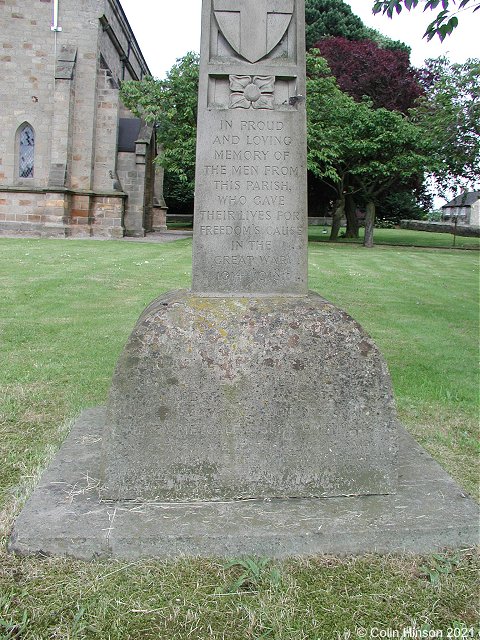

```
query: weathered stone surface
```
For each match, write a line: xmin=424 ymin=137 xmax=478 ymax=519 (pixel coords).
xmin=9 ymin=407 xmax=479 ymax=559
xmin=192 ymin=0 xmax=308 ymax=295
xmin=102 ymin=290 xmax=398 ymax=500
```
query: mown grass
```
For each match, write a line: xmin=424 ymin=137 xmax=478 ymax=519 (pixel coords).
xmin=307 ymin=242 xmax=479 ymax=499
xmin=0 ymin=235 xmax=478 ymax=638
xmin=308 ymin=226 xmax=480 ymax=250
xmin=167 ymin=221 xmax=194 ymax=230
xmin=0 ymin=553 xmax=478 ymax=638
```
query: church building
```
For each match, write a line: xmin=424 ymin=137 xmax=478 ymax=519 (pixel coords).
xmin=0 ymin=0 xmax=167 ymax=238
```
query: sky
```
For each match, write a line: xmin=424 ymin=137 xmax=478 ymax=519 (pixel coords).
xmin=119 ymin=0 xmax=479 ymax=79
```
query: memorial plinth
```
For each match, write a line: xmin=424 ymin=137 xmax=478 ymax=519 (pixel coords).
xmin=101 ymin=0 xmax=398 ymax=500
xmin=102 ymin=291 xmax=398 ymax=500
xmin=10 ymin=0 xmax=478 ymax=558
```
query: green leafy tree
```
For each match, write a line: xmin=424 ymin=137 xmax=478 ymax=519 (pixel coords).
xmin=306 ymin=54 xmax=362 ymax=240
xmin=347 ymin=107 xmax=430 ymax=246
xmin=373 ymin=0 xmax=480 ymax=40
xmin=376 ymin=187 xmax=431 ymax=223
xmin=412 ymin=57 xmax=480 ymax=196
xmin=306 ymin=0 xmax=409 ymax=51
xmin=307 ymin=52 xmax=430 ymax=246
xmin=120 ymin=52 xmax=199 ymax=212
xmin=305 ymin=1 xmax=411 ymax=235
xmin=306 ymin=0 xmax=370 ymax=46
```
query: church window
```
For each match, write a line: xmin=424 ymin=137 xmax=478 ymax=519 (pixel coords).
xmin=18 ymin=123 xmax=35 ymax=178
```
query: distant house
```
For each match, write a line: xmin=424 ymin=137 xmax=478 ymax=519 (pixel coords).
xmin=441 ymin=192 xmax=480 ymax=227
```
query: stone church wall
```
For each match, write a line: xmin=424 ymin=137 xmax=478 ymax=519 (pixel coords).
xmin=0 ymin=0 xmax=160 ymax=238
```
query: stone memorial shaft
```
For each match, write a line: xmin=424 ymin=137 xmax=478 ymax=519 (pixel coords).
xmin=101 ymin=0 xmax=398 ymax=500
xmin=192 ymin=0 xmax=307 ymax=295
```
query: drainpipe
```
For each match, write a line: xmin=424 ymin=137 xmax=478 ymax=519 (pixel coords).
xmin=51 ymin=0 xmax=62 ymax=87
xmin=51 ymin=0 xmax=62 ymax=32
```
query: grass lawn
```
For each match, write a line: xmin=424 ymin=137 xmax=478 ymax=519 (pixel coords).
xmin=308 ymin=226 xmax=480 ymax=250
xmin=167 ymin=221 xmax=194 ymax=230
xmin=0 ymin=235 xmax=478 ymax=638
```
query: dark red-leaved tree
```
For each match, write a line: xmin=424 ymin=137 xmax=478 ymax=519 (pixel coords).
xmin=312 ymin=37 xmax=423 ymax=114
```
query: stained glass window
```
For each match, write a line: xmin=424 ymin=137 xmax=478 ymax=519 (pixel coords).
xmin=19 ymin=124 xmax=34 ymax=178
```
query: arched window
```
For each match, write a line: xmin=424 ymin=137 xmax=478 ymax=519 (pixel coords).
xmin=18 ymin=123 xmax=35 ymax=178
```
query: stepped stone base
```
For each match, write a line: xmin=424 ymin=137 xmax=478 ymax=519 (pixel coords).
xmin=9 ymin=290 xmax=478 ymax=559
xmin=8 ymin=407 xmax=479 ymax=559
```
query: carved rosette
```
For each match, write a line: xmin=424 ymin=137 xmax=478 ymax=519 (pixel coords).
xmin=229 ymin=75 xmax=275 ymax=109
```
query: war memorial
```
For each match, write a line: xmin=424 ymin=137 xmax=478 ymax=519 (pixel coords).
xmin=9 ymin=0 xmax=479 ymax=558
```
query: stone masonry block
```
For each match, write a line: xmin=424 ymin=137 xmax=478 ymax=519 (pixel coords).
xmin=103 ymin=291 xmax=399 ymax=501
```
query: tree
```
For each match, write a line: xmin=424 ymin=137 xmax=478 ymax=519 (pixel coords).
xmin=412 ymin=57 xmax=480 ymax=196
xmin=306 ymin=52 xmax=430 ymax=246
xmin=346 ymin=107 xmax=430 ymax=246
xmin=306 ymin=0 xmax=370 ymax=46
xmin=372 ymin=0 xmax=480 ymax=41
xmin=306 ymin=0 xmax=409 ymax=50
xmin=306 ymin=54 xmax=360 ymax=240
xmin=305 ymin=2 xmax=414 ymax=234
xmin=310 ymin=37 xmax=426 ymax=233
xmin=312 ymin=37 xmax=422 ymax=114
xmin=121 ymin=52 xmax=199 ymax=212
xmin=376 ymin=188 xmax=430 ymax=223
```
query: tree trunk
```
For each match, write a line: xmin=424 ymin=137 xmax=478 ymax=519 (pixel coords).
xmin=363 ymin=200 xmax=375 ymax=248
xmin=329 ymin=195 xmax=345 ymax=242
xmin=344 ymin=193 xmax=359 ymax=238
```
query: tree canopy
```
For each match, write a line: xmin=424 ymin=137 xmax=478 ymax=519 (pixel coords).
xmin=305 ymin=0 xmax=370 ymax=46
xmin=120 ymin=52 xmax=199 ymax=212
xmin=306 ymin=52 xmax=431 ymax=245
xmin=312 ymin=36 xmax=422 ymax=113
xmin=412 ymin=56 xmax=480 ymax=195
xmin=306 ymin=0 xmax=409 ymax=51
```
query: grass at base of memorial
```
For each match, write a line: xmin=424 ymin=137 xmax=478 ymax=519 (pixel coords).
xmin=0 ymin=236 xmax=478 ymax=638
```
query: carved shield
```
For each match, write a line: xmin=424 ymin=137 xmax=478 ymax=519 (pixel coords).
xmin=213 ymin=0 xmax=294 ymax=64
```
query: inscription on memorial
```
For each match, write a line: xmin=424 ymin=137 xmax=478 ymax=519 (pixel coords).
xmin=192 ymin=0 xmax=307 ymax=295
xmin=193 ymin=111 xmax=306 ymax=294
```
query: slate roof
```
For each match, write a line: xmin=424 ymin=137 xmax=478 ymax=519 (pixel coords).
xmin=442 ymin=191 xmax=480 ymax=208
